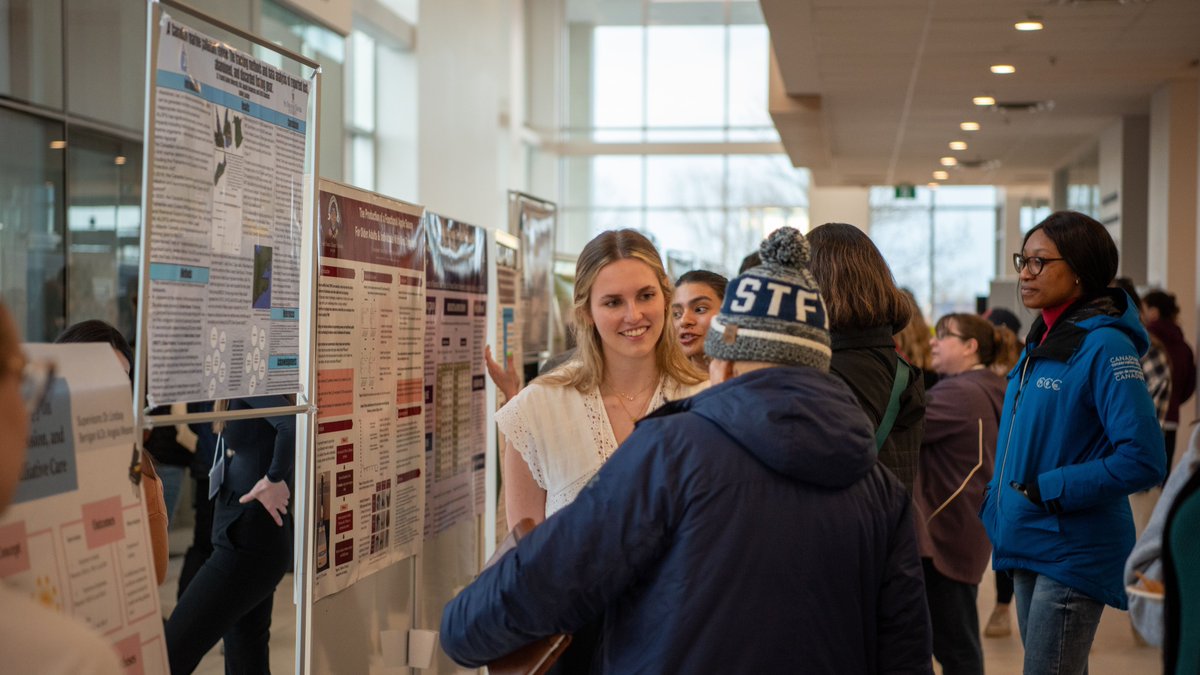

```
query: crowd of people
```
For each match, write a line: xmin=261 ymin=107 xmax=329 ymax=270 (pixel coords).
xmin=450 ymin=210 xmax=1198 ymax=674
xmin=1 ymin=209 xmax=1197 ymax=674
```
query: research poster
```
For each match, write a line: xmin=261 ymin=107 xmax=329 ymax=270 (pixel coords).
xmin=511 ymin=193 xmax=556 ymax=363
xmin=312 ymin=181 xmax=426 ymax=602
xmin=144 ymin=13 xmax=313 ymax=406
xmin=423 ymin=214 xmax=488 ymax=538
xmin=0 ymin=343 xmax=168 ymax=674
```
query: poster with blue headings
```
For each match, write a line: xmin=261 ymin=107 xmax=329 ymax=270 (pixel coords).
xmin=143 ymin=12 xmax=314 ymax=406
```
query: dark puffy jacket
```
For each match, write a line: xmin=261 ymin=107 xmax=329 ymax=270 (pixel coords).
xmin=441 ymin=366 xmax=932 ymax=674
xmin=831 ymin=326 xmax=927 ymax=492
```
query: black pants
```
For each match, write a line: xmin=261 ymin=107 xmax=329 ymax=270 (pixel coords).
xmin=923 ymin=558 xmax=983 ymax=675
xmin=178 ymin=476 xmax=215 ymax=599
xmin=996 ymin=568 xmax=1014 ymax=604
xmin=166 ymin=490 xmax=291 ymax=674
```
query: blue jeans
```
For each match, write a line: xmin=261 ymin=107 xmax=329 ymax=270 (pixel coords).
xmin=1012 ymin=569 xmax=1104 ymax=675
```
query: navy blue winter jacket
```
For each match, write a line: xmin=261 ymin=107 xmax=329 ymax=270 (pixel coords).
xmin=441 ymin=366 xmax=932 ymax=673
xmin=981 ymin=290 xmax=1167 ymax=608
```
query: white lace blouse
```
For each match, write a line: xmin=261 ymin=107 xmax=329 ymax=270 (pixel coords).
xmin=495 ymin=368 xmax=708 ymax=517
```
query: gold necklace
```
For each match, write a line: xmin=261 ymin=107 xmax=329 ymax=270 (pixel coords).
xmin=604 ymin=378 xmax=658 ymax=423
xmin=608 ymin=378 xmax=656 ymax=402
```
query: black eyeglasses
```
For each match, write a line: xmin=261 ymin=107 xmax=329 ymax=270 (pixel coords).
xmin=1013 ymin=253 xmax=1066 ymax=276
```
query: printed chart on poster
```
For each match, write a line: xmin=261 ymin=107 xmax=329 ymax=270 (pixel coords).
xmin=510 ymin=193 xmax=556 ymax=364
xmin=485 ymin=229 xmax=523 ymax=551
xmin=312 ymin=181 xmax=426 ymax=602
xmin=0 ymin=344 xmax=168 ymax=673
xmin=143 ymin=12 xmax=315 ymax=406
xmin=423 ymin=214 xmax=488 ymax=538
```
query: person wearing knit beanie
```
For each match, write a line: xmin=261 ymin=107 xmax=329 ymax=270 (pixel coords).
xmin=705 ymin=226 xmax=832 ymax=372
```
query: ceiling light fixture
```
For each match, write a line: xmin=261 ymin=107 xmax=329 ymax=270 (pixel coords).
xmin=939 ymin=157 xmax=958 ymax=166
xmin=949 ymin=141 xmax=968 ymax=150
xmin=990 ymin=64 xmax=1016 ymax=74
xmin=960 ymin=122 xmax=981 ymax=131
xmin=1014 ymin=19 xmax=1044 ymax=31
xmin=927 ymin=182 xmax=940 ymax=188
xmin=49 ymin=140 xmax=67 ymax=149
xmin=973 ymin=96 xmax=996 ymax=106
xmin=933 ymin=170 xmax=950 ymax=180
xmin=114 ymin=156 xmax=127 ymax=166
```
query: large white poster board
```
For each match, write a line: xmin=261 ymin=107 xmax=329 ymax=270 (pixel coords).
xmin=144 ymin=11 xmax=315 ymax=406
xmin=422 ymin=214 xmax=488 ymax=539
xmin=0 ymin=344 xmax=168 ymax=674
xmin=312 ymin=181 xmax=426 ymax=602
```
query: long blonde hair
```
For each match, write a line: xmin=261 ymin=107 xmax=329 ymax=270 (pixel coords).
xmin=540 ymin=229 xmax=704 ymax=392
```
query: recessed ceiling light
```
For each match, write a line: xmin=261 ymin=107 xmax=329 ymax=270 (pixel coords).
xmin=114 ymin=156 xmax=127 ymax=166
xmin=960 ymin=122 xmax=981 ymax=131
xmin=927 ymin=182 xmax=940 ymax=188
xmin=973 ymin=96 xmax=996 ymax=106
xmin=1015 ymin=20 xmax=1044 ymax=31
xmin=49 ymin=140 xmax=67 ymax=149
xmin=949 ymin=141 xmax=968 ymax=151
xmin=990 ymin=64 xmax=1016 ymax=75
xmin=933 ymin=170 xmax=950 ymax=180
xmin=940 ymin=157 xmax=958 ymax=167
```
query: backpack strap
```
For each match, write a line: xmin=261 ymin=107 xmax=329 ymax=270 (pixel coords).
xmin=874 ymin=357 xmax=910 ymax=453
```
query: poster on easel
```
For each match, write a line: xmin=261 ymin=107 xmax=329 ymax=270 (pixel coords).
xmin=422 ymin=213 xmax=489 ymax=538
xmin=143 ymin=11 xmax=315 ymax=406
xmin=311 ymin=181 xmax=426 ymax=602
xmin=508 ymin=192 xmax=556 ymax=366
xmin=0 ymin=344 xmax=168 ymax=673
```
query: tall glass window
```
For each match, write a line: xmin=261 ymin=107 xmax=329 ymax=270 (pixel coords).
xmin=870 ymin=186 xmax=999 ymax=320
xmin=561 ymin=1 xmax=807 ymax=275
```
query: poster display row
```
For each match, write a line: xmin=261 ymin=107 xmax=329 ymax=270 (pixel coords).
xmin=0 ymin=344 xmax=168 ymax=673
xmin=144 ymin=11 xmax=314 ymax=406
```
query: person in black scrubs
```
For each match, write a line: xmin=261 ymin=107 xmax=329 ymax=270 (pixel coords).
xmin=165 ymin=395 xmax=295 ymax=674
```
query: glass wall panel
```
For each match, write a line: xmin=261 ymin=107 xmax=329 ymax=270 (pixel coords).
xmin=0 ymin=0 xmax=63 ymax=109
xmin=645 ymin=155 xmax=723 ymax=208
xmin=592 ymin=27 xmax=644 ymax=130
xmin=0 ymin=108 xmax=66 ymax=341
xmin=65 ymin=129 xmax=141 ymax=338
xmin=645 ymin=26 xmax=725 ymax=129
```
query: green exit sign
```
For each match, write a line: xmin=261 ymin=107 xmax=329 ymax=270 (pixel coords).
xmin=895 ymin=184 xmax=916 ymax=199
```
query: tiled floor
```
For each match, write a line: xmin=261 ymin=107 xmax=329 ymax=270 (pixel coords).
xmin=159 ymin=517 xmax=1164 ymax=675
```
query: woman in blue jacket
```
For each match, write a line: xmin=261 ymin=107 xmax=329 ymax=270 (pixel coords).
xmin=980 ymin=211 xmax=1166 ymax=675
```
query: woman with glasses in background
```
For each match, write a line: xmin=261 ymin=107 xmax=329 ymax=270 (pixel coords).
xmin=979 ymin=211 xmax=1166 ymax=675
xmin=917 ymin=313 xmax=1006 ymax=675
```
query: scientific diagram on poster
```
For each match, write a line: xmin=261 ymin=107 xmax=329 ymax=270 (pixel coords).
xmin=0 ymin=344 xmax=168 ymax=673
xmin=312 ymin=181 xmax=426 ymax=602
xmin=423 ymin=213 xmax=488 ymax=538
xmin=143 ymin=12 xmax=315 ymax=405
